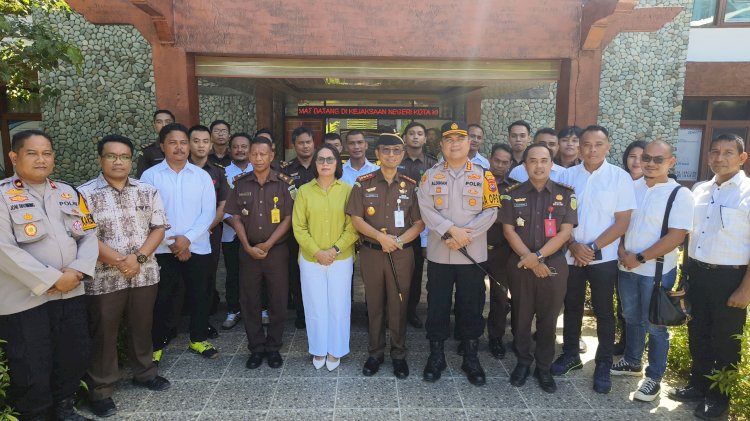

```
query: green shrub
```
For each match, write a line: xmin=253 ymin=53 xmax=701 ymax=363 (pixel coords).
xmin=0 ymin=340 xmax=19 ymax=421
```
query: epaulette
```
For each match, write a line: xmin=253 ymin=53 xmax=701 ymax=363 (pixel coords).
xmin=233 ymin=172 xmax=252 ymax=182
xmin=279 ymin=160 xmax=291 ymax=169
xmin=278 ymin=173 xmax=294 ymax=185
xmin=356 ymin=172 xmax=376 ymax=183
xmin=214 ymin=163 xmax=226 ymax=169
xmin=141 ymin=142 xmax=156 ymax=151
xmin=424 ymin=152 xmax=438 ymax=161
xmin=506 ymin=176 xmax=519 ymax=184
xmin=553 ymin=181 xmax=575 ymax=191
xmin=398 ymin=174 xmax=417 ymax=185
xmin=505 ymin=182 xmax=523 ymax=193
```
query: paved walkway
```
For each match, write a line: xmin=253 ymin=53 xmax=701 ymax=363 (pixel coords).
xmin=78 ymin=263 xmax=699 ymax=420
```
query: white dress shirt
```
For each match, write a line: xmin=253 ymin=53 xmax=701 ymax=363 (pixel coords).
xmin=141 ymin=161 xmax=216 ymax=255
xmin=689 ymin=171 xmax=750 ymax=265
xmin=559 ymin=160 xmax=637 ymax=265
xmin=621 ymin=178 xmax=694 ymax=276
xmin=341 ymin=159 xmax=380 ymax=186
xmin=221 ymin=161 xmax=254 ymax=243
xmin=508 ymin=162 xmax=566 ymax=183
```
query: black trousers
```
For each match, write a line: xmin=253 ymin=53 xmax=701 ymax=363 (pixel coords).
xmin=287 ymin=238 xmax=305 ymax=320
xmin=153 ymin=253 xmax=212 ymax=347
xmin=222 ymin=238 xmax=241 ymax=314
xmin=406 ymin=239 xmax=425 ymax=317
xmin=687 ymin=261 xmax=748 ymax=403
xmin=425 ymin=261 xmax=486 ymax=341
xmin=208 ymin=224 xmax=223 ymax=314
xmin=0 ymin=297 xmax=90 ymax=418
xmin=563 ymin=260 xmax=617 ymax=364
xmin=486 ymin=244 xmax=513 ymax=340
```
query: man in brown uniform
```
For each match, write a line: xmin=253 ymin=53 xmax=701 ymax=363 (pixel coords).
xmin=225 ymin=136 xmax=294 ymax=369
xmin=347 ymin=133 xmax=425 ymax=379
xmin=500 ymin=144 xmax=577 ymax=393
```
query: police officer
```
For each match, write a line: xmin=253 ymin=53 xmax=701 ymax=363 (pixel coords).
xmin=500 ymin=144 xmax=577 ymax=393
xmin=225 ymin=136 xmax=295 ymax=370
xmin=136 ymin=109 xmax=174 ymax=178
xmin=0 ymin=130 xmax=98 ymax=421
xmin=417 ymin=121 xmax=499 ymax=386
xmin=347 ymin=133 xmax=424 ymax=379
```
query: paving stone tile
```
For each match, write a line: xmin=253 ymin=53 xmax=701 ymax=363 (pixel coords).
xmin=396 ymin=376 xmax=460 ymax=408
xmin=455 ymin=377 xmax=526 ymax=409
xmin=128 ymin=411 xmax=200 ymax=420
xmin=334 ymin=408 xmax=400 ymax=421
xmin=445 ymin=350 xmax=509 ymax=378
xmin=574 ymin=376 xmax=658 ymax=409
xmin=107 ymin=378 xmax=153 ymax=413
xmin=520 ymin=379 xmax=590 ymax=409
xmin=223 ymin=353 xmax=282 ymax=379
xmin=199 ymin=410 xmax=267 ymax=420
xmin=269 ymin=377 xmax=337 ymax=409
xmin=464 ymin=408 xmax=535 ymax=421
xmin=335 ymin=377 xmax=398 ymax=408
xmin=280 ymin=352 xmax=339 ymax=378
xmin=138 ymin=380 xmax=217 ymax=412
xmin=265 ymin=408 xmax=334 ymax=421
xmin=531 ymin=409 xmax=604 ymax=420
xmin=399 ymin=407 xmax=466 ymax=421
xmin=204 ymin=378 xmax=275 ymax=411
xmin=165 ymin=354 xmax=232 ymax=380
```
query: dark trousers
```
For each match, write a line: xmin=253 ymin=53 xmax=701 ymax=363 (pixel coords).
xmin=86 ymin=285 xmax=158 ymax=401
xmin=487 ymin=244 xmax=513 ymax=340
xmin=615 ymin=279 xmax=626 ymax=343
xmin=563 ymin=260 xmax=617 ymax=364
xmin=287 ymin=238 xmax=305 ymax=319
xmin=222 ymin=238 xmax=241 ymax=313
xmin=153 ymin=253 xmax=212 ymax=347
xmin=687 ymin=261 xmax=748 ymax=403
xmin=508 ymin=253 xmax=568 ymax=371
xmin=208 ymin=224 xmax=223 ymax=314
xmin=239 ymin=244 xmax=289 ymax=352
xmin=360 ymin=245 xmax=414 ymax=359
xmin=425 ymin=261 xmax=486 ymax=341
xmin=0 ymin=297 xmax=89 ymax=418
xmin=406 ymin=239 xmax=425 ymax=317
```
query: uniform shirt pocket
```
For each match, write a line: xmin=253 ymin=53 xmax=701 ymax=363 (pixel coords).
xmin=462 ymin=186 xmax=482 ymax=211
xmin=59 ymin=205 xmax=88 ymax=238
xmin=10 ymin=209 xmax=48 ymax=243
xmin=429 ymin=184 xmax=448 ymax=210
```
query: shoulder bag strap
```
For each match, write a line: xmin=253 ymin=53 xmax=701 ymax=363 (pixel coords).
xmin=653 ymin=185 xmax=683 ymax=289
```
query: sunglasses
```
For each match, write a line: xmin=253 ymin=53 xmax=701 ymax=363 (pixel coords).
xmin=316 ymin=156 xmax=336 ymax=164
xmin=379 ymin=147 xmax=404 ymax=156
xmin=641 ymin=154 xmax=667 ymax=164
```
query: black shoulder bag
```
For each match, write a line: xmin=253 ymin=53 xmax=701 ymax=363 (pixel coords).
xmin=648 ymin=186 xmax=692 ymax=327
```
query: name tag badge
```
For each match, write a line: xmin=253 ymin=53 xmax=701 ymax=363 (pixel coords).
xmin=271 ymin=208 xmax=281 ymax=224
xmin=544 ymin=218 xmax=557 ymax=237
xmin=394 ymin=210 xmax=405 ymax=228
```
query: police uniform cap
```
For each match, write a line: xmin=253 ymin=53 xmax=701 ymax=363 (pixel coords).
xmin=376 ymin=133 xmax=404 ymax=147
xmin=441 ymin=121 xmax=468 ymax=137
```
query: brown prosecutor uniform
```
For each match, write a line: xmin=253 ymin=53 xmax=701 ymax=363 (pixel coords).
xmin=136 ymin=142 xmax=164 ymax=178
xmin=499 ymin=180 xmax=577 ymax=372
xmin=346 ymin=171 xmax=421 ymax=359
xmin=224 ymin=170 xmax=294 ymax=352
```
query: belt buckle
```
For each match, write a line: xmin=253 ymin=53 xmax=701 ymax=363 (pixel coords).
xmin=487 ymin=245 xmax=495 ymax=250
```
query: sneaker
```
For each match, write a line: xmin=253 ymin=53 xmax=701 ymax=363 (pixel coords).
xmin=634 ymin=377 xmax=661 ymax=402
xmin=550 ymin=353 xmax=583 ymax=376
xmin=189 ymin=341 xmax=219 ymax=359
xmin=261 ymin=310 xmax=270 ymax=325
xmin=222 ymin=312 xmax=241 ymax=329
xmin=593 ymin=361 xmax=612 ymax=394
xmin=610 ymin=358 xmax=643 ymax=376
xmin=152 ymin=349 xmax=163 ymax=364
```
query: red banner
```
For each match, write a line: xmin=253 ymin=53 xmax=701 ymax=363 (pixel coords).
xmin=297 ymin=106 xmax=440 ymax=118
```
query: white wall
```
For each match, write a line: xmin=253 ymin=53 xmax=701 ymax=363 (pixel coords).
xmin=687 ymin=28 xmax=750 ymax=61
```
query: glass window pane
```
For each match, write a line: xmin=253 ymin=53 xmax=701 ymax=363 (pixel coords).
xmin=724 ymin=0 xmax=750 ymax=23
xmin=692 ymin=0 xmax=718 ymax=26
xmin=681 ymin=100 xmax=709 ymax=120
xmin=712 ymin=127 xmax=748 ymax=142
xmin=712 ymin=100 xmax=749 ymax=120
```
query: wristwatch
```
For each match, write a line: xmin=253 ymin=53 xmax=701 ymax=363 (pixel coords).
xmin=535 ymin=250 xmax=545 ymax=263
xmin=333 ymin=245 xmax=341 ymax=256
xmin=396 ymin=236 xmax=404 ymax=249
xmin=636 ymin=253 xmax=646 ymax=264
xmin=136 ymin=254 xmax=148 ymax=264
xmin=588 ymin=242 xmax=599 ymax=252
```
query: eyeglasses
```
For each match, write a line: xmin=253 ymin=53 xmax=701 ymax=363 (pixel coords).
xmin=102 ymin=154 xmax=132 ymax=162
xmin=641 ymin=154 xmax=667 ymax=164
xmin=379 ymin=147 xmax=404 ymax=156
xmin=316 ymin=156 xmax=336 ymax=164
xmin=212 ymin=129 xmax=229 ymax=134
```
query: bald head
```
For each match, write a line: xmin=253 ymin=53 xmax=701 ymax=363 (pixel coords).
xmin=642 ymin=140 xmax=675 ymax=183
xmin=645 ymin=140 xmax=673 ymax=157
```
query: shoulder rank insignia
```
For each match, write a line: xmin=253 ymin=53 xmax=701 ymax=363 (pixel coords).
xmin=280 ymin=160 xmax=291 ymax=169
xmin=505 ymin=182 xmax=523 ymax=193
xmin=234 ymin=172 xmax=252 ymax=182
xmin=356 ymin=173 xmax=376 ymax=183
xmin=554 ymin=181 xmax=575 ymax=191
xmin=398 ymin=174 xmax=417 ymax=185
xmin=278 ymin=173 xmax=294 ymax=186
xmin=141 ymin=142 xmax=156 ymax=151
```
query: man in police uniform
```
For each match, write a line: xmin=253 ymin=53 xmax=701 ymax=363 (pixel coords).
xmin=500 ymin=144 xmax=577 ymax=393
xmin=225 ymin=136 xmax=295 ymax=369
xmin=417 ymin=121 xmax=499 ymax=386
xmin=136 ymin=109 xmax=174 ymax=178
xmin=347 ymin=133 xmax=424 ymax=378
xmin=0 ymin=130 xmax=98 ymax=420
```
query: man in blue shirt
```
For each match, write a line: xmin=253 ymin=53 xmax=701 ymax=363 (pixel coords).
xmin=341 ymin=130 xmax=379 ymax=185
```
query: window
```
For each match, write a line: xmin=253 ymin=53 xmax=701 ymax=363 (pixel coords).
xmin=692 ymin=0 xmax=750 ymax=26
xmin=0 ymin=88 xmax=43 ymax=177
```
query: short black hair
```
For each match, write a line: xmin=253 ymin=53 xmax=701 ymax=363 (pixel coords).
xmin=188 ymin=124 xmax=210 ymax=138
xmin=346 ymin=130 xmax=365 ymax=141
xmin=402 ymin=122 xmax=427 ymax=137
xmin=711 ymin=133 xmax=745 ymax=154
xmin=557 ymin=125 xmax=583 ymax=139
xmin=323 ymin=132 xmax=342 ymax=142
xmin=534 ymin=127 xmax=557 ymax=141
xmin=209 ymin=119 xmax=231 ymax=133
xmin=426 ymin=127 xmax=440 ymax=136
xmin=251 ymin=135 xmax=274 ymax=150
xmin=521 ymin=143 xmax=553 ymax=162
xmin=229 ymin=132 xmax=253 ymax=148
xmin=159 ymin=122 xmax=189 ymax=144
xmin=490 ymin=142 xmax=513 ymax=158
xmin=255 ymin=128 xmax=273 ymax=138
xmin=11 ymin=129 xmax=52 ymax=153
xmin=468 ymin=123 xmax=484 ymax=133
xmin=311 ymin=144 xmax=343 ymax=180
xmin=292 ymin=126 xmax=314 ymax=144
xmin=507 ymin=120 xmax=531 ymax=134
xmin=580 ymin=124 xmax=609 ymax=140
xmin=622 ymin=140 xmax=648 ymax=171
xmin=98 ymin=134 xmax=134 ymax=156
xmin=153 ymin=109 xmax=175 ymax=122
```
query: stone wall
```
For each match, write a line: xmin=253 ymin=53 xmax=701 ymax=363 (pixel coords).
xmin=599 ymin=0 xmax=692 ymax=163
xmin=198 ymin=78 xmax=257 ymax=134
xmin=39 ymin=12 xmax=156 ymax=185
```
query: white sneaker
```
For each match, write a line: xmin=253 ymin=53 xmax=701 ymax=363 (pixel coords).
xmin=634 ymin=377 xmax=661 ymax=402
xmin=222 ymin=312 xmax=241 ymax=329
xmin=261 ymin=310 xmax=270 ymax=325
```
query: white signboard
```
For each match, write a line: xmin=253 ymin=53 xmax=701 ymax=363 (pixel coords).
xmin=676 ymin=128 xmax=703 ymax=182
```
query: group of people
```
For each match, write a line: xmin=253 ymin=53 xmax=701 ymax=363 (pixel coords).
xmin=0 ymin=109 xmax=748 ymax=421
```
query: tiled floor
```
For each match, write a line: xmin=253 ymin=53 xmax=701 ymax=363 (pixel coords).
xmin=77 ymin=262 xmax=699 ymax=420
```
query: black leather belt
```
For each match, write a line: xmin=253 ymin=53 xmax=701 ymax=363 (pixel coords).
xmin=690 ymin=258 xmax=745 ymax=271
xmin=362 ymin=241 xmax=413 ymax=251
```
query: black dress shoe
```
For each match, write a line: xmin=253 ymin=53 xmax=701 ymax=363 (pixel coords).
xmin=488 ymin=337 xmax=506 ymax=359
xmin=133 ymin=375 xmax=171 ymax=391
xmin=510 ymin=364 xmax=530 ymax=387
xmin=393 ymin=359 xmax=409 ymax=379
xmin=295 ymin=317 xmax=306 ymax=329
xmin=668 ymin=384 xmax=705 ymax=402
xmin=362 ymin=356 xmax=384 ymax=376
xmin=54 ymin=397 xmax=92 ymax=421
xmin=89 ymin=397 xmax=117 ymax=418
xmin=534 ymin=368 xmax=557 ymax=393
xmin=423 ymin=341 xmax=447 ymax=382
xmin=694 ymin=398 xmax=729 ymax=420
xmin=207 ymin=323 xmax=219 ymax=339
xmin=407 ymin=313 xmax=423 ymax=329
xmin=460 ymin=340 xmax=485 ymax=386
xmin=246 ymin=352 xmax=266 ymax=369
xmin=267 ymin=351 xmax=284 ymax=368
